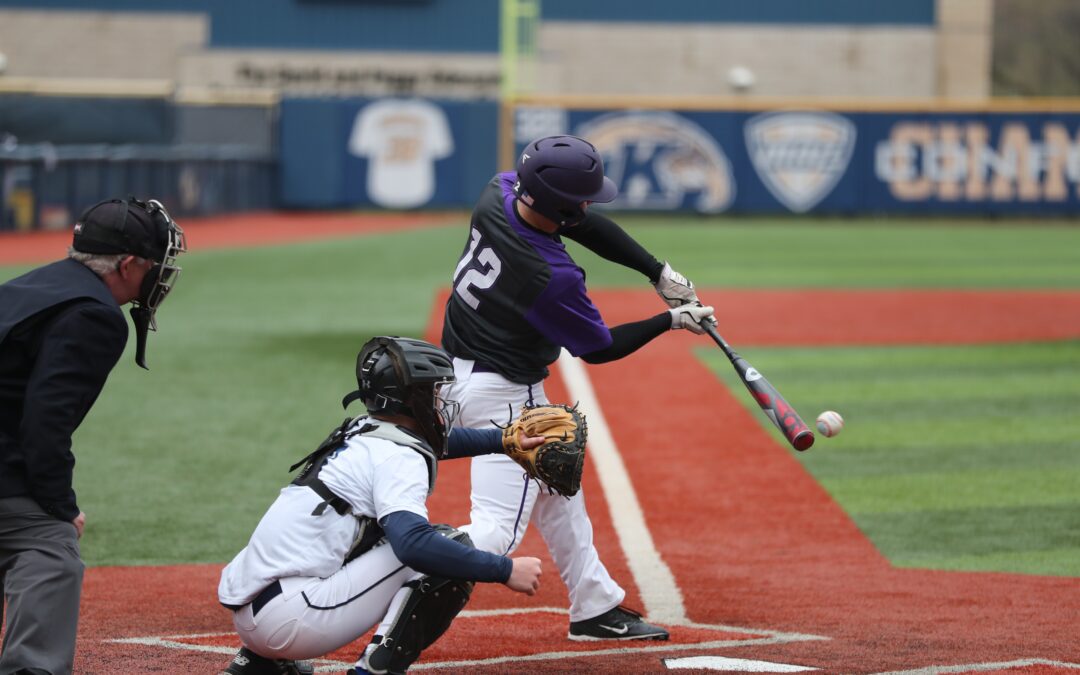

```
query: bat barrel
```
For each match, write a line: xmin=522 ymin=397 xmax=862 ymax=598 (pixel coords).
xmin=791 ymin=429 xmax=815 ymax=451
xmin=700 ymin=319 xmax=815 ymax=453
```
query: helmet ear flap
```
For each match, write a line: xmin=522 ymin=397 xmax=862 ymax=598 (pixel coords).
xmin=346 ymin=338 xmax=405 ymax=412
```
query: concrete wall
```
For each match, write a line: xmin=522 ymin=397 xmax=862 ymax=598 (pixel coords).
xmin=534 ymin=23 xmax=938 ymax=98
xmin=0 ymin=5 xmax=993 ymax=101
xmin=176 ymin=50 xmax=501 ymax=100
xmin=937 ymin=0 xmax=993 ymax=98
xmin=0 ymin=9 xmax=206 ymax=80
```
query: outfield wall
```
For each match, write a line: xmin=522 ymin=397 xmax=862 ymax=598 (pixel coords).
xmin=277 ymin=97 xmax=1080 ymax=216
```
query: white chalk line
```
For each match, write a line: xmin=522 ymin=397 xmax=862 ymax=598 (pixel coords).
xmin=871 ymin=658 xmax=1080 ymax=674
xmin=105 ymin=617 xmax=820 ymax=669
xmin=556 ymin=350 xmax=689 ymax=625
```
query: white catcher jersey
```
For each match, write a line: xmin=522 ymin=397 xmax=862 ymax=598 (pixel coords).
xmin=218 ymin=435 xmax=430 ymax=606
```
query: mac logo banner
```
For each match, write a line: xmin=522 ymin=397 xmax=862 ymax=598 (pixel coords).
xmin=745 ymin=111 xmax=856 ymax=213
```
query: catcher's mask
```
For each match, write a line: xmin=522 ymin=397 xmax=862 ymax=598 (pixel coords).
xmin=512 ymin=135 xmax=618 ymax=228
xmin=73 ymin=197 xmax=187 ymax=369
xmin=342 ymin=336 xmax=460 ymax=456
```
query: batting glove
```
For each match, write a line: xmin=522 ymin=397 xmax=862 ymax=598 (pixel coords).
xmin=669 ymin=303 xmax=715 ymax=335
xmin=654 ymin=262 xmax=700 ymax=309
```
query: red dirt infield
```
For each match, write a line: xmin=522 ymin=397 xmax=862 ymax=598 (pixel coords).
xmin=3 ymin=217 xmax=1078 ymax=673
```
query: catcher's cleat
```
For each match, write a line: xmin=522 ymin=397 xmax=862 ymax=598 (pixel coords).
xmin=568 ymin=605 xmax=670 ymax=641
xmin=220 ymin=646 xmax=315 ymax=675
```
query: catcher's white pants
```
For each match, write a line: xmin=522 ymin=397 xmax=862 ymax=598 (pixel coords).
xmin=444 ymin=358 xmax=625 ymax=623
xmin=231 ymin=543 xmax=420 ymax=660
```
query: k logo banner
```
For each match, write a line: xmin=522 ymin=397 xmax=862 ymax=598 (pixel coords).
xmin=577 ymin=111 xmax=734 ymax=213
xmin=745 ymin=111 xmax=856 ymax=213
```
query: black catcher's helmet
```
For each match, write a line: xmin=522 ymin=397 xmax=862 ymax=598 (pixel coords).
xmin=342 ymin=337 xmax=459 ymax=455
xmin=512 ymin=135 xmax=618 ymax=227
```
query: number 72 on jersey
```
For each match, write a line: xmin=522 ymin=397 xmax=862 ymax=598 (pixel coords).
xmin=452 ymin=228 xmax=502 ymax=310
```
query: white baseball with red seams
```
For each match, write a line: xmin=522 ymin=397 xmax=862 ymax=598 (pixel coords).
xmin=816 ymin=410 xmax=845 ymax=437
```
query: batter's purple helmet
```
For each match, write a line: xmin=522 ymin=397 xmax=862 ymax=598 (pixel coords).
xmin=513 ymin=135 xmax=618 ymax=227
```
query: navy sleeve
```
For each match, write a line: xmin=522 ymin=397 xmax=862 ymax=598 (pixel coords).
xmin=20 ymin=303 xmax=127 ymax=521
xmin=561 ymin=211 xmax=665 ymax=283
xmin=445 ymin=427 xmax=504 ymax=459
xmin=580 ymin=312 xmax=670 ymax=365
xmin=380 ymin=510 xmax=513 ymax=583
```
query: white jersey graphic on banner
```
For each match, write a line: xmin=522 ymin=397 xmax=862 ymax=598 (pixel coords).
xmin=349 ymin=99 xmax=453 ymax=208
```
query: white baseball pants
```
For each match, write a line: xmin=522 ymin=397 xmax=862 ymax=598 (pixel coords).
xmin=231 ymin=543 xmax=419 ymax=660
xmin=443 ymin=358 xmax=625 ymax=623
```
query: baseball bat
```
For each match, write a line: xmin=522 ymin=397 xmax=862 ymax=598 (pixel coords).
xmin=701 ymin=322 xmax=815 ymax=451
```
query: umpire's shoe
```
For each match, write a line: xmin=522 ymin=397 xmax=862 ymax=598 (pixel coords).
xmin=568 ymin=605 xmax=670 ymax=641
xmin=220 ymin=646 xmax=315 ymax=675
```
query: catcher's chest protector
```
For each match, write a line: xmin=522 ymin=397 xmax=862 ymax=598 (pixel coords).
xmin=289 ymin=417 xmax=439 ymax=561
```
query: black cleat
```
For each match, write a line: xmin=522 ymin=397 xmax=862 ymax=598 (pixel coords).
xmin=568 ymin=605 xmax=670 ymax=641
xmin=219 ymin=646 xmax=315 ymax=675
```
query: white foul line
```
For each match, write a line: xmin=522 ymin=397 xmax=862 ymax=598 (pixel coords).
xmin=557 ymin=351 xmax=688 ymax=625
xmin=871 ymin=658 xmax=1080 ymax=674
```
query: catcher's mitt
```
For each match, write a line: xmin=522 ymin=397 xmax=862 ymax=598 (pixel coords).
xmin=501 ymin=404 xmax=587 ymax=497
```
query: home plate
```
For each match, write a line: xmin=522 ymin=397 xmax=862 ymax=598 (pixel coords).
xmin=664 ymin=656 xmax=818 ymax=671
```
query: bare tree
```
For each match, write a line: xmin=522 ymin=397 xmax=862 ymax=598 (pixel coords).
xmin=993 ymin=0 xmax=1080 ymax=96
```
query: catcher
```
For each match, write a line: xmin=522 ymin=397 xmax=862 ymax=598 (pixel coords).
xmin=217 ymin=336 xmax=585 ymax=674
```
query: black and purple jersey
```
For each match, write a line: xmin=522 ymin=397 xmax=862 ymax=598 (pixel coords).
xmin=442 ymin=172 xmax=613 ymax=384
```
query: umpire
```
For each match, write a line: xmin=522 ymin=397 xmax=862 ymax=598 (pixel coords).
xmin=0 ymin=198 xmax=186 ymax=674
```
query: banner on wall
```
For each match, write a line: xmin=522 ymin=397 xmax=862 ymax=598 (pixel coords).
xmin=347 ymin=99 xmax=454 ymax=208
xmin=744 ymin=111 xmax=857 ymax=213
xmin=279 ymin=96 xmax=497 ymax=209
xmin=279 ymin=98 xmax=1080 ymax=214
xmin=514 ymin=106 xmax=1080 ymax=215
xmin=576 ymin=111 xmax=736 ymax=213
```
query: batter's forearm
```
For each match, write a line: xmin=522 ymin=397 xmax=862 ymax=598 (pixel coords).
xmin=563 ymin=212 xmax=664 ymax=282
xmin=579 ymin=312 xmax=670 ymax=364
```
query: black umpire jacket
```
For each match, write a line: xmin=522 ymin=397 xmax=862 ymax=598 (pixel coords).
xmin=0 ymin=258 xmax=128 ymax=521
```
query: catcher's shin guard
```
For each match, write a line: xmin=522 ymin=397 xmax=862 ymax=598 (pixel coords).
xmin=358 ymin=526 xmax=476 ymax=674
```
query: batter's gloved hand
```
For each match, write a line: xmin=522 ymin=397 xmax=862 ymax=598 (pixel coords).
xmin=654 ymin=262 xmax=700 ymax=309
xmin=501 ymin=404 xmax=587 ymax=497
xmin=670 ymin=303 xmax=715 ymax=335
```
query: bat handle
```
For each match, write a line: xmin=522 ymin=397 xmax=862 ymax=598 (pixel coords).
xmin=700 ymin=320 xmax=736 ymax=359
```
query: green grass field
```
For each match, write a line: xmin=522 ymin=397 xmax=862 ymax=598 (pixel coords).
xmin=701 ymin=341 xmax=1080 ymax=577
xmin=2 ymin=215 xmax=1079 ymax=573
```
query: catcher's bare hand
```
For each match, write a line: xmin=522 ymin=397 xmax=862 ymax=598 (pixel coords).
xmin=506 ymin=556 xmax=542 ymax=595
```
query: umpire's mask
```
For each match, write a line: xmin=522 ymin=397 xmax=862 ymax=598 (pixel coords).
xmin=73 ymin=198 xmax=188 ymax=369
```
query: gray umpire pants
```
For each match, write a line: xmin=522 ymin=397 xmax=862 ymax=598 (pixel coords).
xmin=0 ymin=496 xmax=83 ymax=675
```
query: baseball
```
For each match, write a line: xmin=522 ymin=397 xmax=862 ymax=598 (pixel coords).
xmin=816 ymin=410 xmax=844 ymax=438
xmin=727 ymin=65 xmax=756 ymax=91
